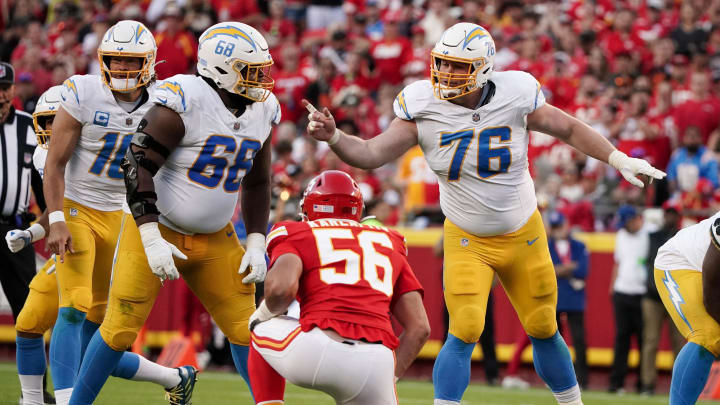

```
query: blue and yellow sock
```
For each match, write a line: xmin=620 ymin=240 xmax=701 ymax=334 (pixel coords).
xmin=670 ymin=342 xmax=716 ymax=405
xmin=50 ymin=307 xmax=87 ymax=390
xmin=230 ymin=343 xmax=253 ymax=396
xmin=69 ymin=332 xmax=123 ymax=405
xmin=432 ymin=334 xmax=475 ymax=402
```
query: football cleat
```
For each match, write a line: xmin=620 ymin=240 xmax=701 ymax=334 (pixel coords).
xmin=165 ymin=366 xmax=198 ymax=405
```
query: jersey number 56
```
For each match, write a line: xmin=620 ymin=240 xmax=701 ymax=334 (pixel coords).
xmin=313 ymin=229 xmax=395 ymax=297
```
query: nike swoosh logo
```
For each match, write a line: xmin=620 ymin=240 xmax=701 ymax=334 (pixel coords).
xmin=527 ymin=237 xmax=539 ymax=246
xmin=226 ymin=231 xmax=234 ymax=237
xmin=157 ymin=97 xmax=168 ymax=104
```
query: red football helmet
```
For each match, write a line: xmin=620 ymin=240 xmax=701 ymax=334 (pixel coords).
xmin=300 ymin=170 xmax=364 ymax=222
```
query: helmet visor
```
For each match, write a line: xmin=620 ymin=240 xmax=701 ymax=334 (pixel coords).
xmin=232 ymin=60 xmax=274 ymax=102
xmin=98 ymin=52 xmax=154 ymax=92
xmin=430 ymin=52 xmax=486 ymax=100
xmin=32 ymin=111 xmax=55 ymax=149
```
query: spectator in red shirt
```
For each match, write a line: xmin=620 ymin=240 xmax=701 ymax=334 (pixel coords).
xmin=402 ymin=25 xmax=431 ymax=85
xmin=331 ymin=50 xmax=376 ymax=93
xmin=154 ymin=5 xmax=197 ymax=80
xmin=673 ymin=72 xmax=720 ymax=144
xmin=600 ymin=8 xmax=645 ymax=63
xmin=370 ymin=11 xmax=411 ymax=86
xmin=274 ymin=45 xmax=310 ymax=123
xmin=261 ymin=0 xmax=297 ymax=51
xmin=506 ymin=34 xmax=551 ymax=81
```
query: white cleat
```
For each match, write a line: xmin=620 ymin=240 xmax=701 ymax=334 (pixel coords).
xmin=501 ymin=375 xmax=530 ymax=389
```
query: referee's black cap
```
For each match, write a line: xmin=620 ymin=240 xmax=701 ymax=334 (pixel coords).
xmin=0 ymin=62 xmax=15 ymax=85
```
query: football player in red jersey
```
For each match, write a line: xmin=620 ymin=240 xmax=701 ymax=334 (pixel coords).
xmin=247 ymin=170 xmax=430 ymax=405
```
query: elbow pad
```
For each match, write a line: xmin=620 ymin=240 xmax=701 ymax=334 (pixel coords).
xmin=711 ymin=217 xmax=720 ymax=251
xmin=121 ymin=131 xmax=170 ymax=219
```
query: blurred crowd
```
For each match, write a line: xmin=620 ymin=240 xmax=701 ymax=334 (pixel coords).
xmin=4 ymin=0 xmax=720 ymax=231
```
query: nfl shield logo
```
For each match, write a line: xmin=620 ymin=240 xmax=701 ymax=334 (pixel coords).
xmin=461 ymin=238 xmax=469 ymax=247
xmin=24 ymin=152 xmax=32 ymax=164
xmin=233 ymin=122 xmax=240 ymax=130
xmin=126 ymin=118 xmax=133 ymax=126
xmin=0 ymin=65 xmax=5 ymax=77
xmin=472 ymin=112 xmax=481 ymax=122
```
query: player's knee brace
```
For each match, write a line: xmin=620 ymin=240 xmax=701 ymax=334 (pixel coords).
xmin=449 ymin=304 xmax=486 ymax=343
xmin=523 ymin=305 xmax=557 ymax=339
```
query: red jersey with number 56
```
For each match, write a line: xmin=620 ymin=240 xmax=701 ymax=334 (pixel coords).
xmin=266 ymin=219 xmax=423 ymax=350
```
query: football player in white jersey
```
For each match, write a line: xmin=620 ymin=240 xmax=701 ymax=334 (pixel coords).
xmin=70 ymin=22 xmax=278 ymax=404
xmin=306 ymin=22 xmax=666 ymax=405
xmin=654 ymin=213 xmax=720 ymax=404
xmin=9 ymin=85 xmax=194 ymax=405
xmin=43 ymin=22 xmax=196 ymax=404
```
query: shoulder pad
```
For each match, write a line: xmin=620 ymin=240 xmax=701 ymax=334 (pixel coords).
xmin=393 ymin=80 xmax=434 ymax=121
xmin=264 ymin=93 xmax=281 ymax=125
xmin=154 ymin=75 xmax=193 ymax=113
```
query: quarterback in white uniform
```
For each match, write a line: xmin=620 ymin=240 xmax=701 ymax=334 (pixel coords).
xmin=44 ymin=21 xmax=196 ymax=405
xmin=70 ymin=22 xmax=278 ymax=405
xmin=654 ymin=213 xmax=720 ymax=405
xmin=306 ymin=22 xmax=665 ymax=405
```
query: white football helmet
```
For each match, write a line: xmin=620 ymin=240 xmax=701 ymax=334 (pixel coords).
xmin=430 ymin=22 xmax=495 ymax=100
xmin=98 ymin=20 xmax=157 ymax=92
xmin=197 ymin=22 xmax=274 ymax=102
xmin=33 ymin=85 xmax=63 ymax=148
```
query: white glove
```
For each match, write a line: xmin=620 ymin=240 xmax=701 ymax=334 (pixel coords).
xmin=138 ymin=222 xmax=187 ymax=282
xmin=248 ymin=300 xmax=279 ymax=332
xmin=46 ymin=255 xmax=56 ymax=275
xmin=608 ymin=150 xmax=667 ymax=188
xmin=240 ymin=233 xmax=267 ymax=284
xmin=5 ymin=223 xmax=46 ymax=253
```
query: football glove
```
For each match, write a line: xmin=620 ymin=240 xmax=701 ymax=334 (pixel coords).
xmin=248 ymin=300 xmax=279 ymax=332
xmin=240 ymin=233 xmax=267 ymax=284
xmin=138 ymin=222 xmax=186 ymax=282
xmin=608 ymin=150 xmax=666 ymax=188
xmin=5 ymin=223 xmax=46 ymax=253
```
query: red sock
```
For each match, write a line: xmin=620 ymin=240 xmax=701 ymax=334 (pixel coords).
xmin=248 ymin=343 xmax=286 ymax=404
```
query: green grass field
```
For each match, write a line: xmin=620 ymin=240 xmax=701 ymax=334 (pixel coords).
xmin=0 ymin=362 xmax=717 ymax=404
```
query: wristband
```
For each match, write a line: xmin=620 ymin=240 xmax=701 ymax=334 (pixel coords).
xmin=48 ymin=211 xmax=65 ymax=225
xmin=27 ymin=222 xmax=46 ymax=242
xmin=246 ymin=232 xmax=266 ymax=250
xmin=608 ymin=150 xmax=628 ymax=170
xmin=327 ymin=129 xmax=341 ymax=146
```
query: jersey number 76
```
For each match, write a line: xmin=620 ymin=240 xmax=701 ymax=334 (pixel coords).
xmin=440 ymin=126 xmax=511 ymax=180
xmin=313 ymin=228 xmax=395 ymax=297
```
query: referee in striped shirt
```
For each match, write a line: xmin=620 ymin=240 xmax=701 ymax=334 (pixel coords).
xmin=0 ymin=61 xmax=45 ymax=321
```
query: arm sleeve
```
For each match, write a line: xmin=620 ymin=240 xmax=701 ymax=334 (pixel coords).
xmin=59 ymin=76 xmax=84 ymax=122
